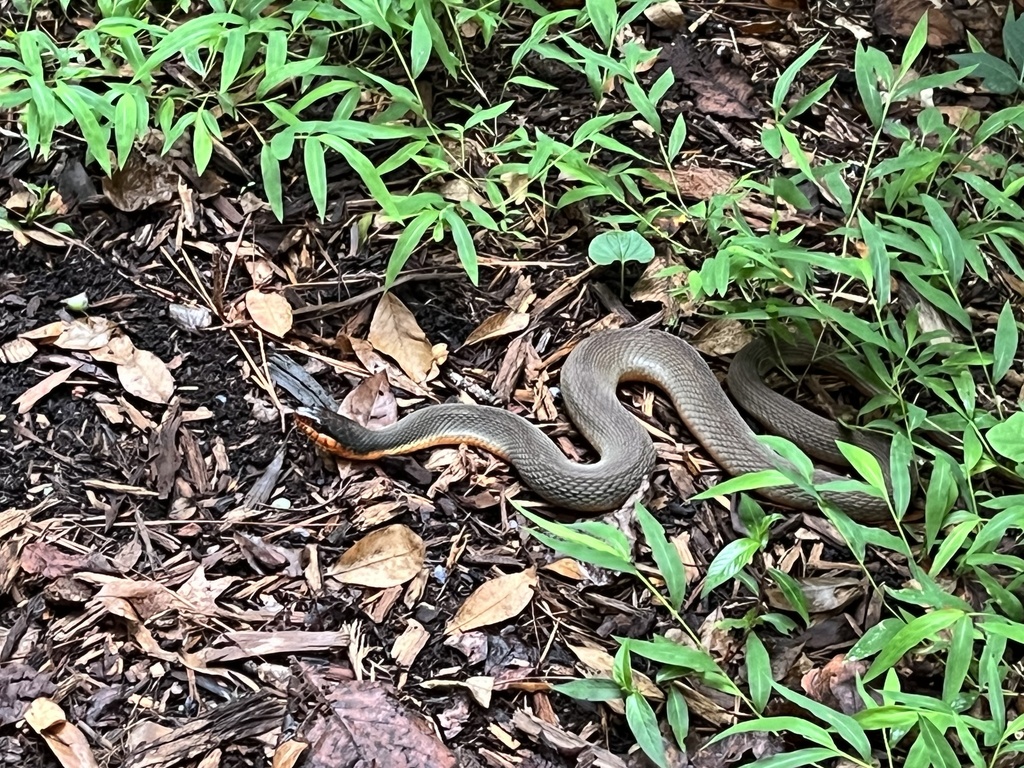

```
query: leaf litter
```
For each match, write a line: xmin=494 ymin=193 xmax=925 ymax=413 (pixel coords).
xmin=2 ymin=3 xmax=1021 ymax=766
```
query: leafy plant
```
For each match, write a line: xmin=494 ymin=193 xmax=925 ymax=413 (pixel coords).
xmin=950 ymin=6 xmax=1024 ymax=95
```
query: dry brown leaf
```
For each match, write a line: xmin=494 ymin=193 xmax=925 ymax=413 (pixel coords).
xmin=245 ymin=290 xmax=293 ymax=337
xmin=271 ymin=740 xmax=308 ymax=768
xmin=24 ymin=698 xmax=101 ymax=768
xmin=542 ymin=558 xmax=589 ymax=580
xmin=91 ymin=335 xmax=137 ymax=365
xmin=118 ymin=349 xmax=175 ymax=404
xmin=446 ymin=568 xmax=538 ymax=635
xmin=462 ymin=310 xmax=531 ymax=347
xmin=648 ymin=166 xmax=738 ymax=200
xmin=368 ymin=293 xmax=438 ymax=383
xmin=1 ymin=337 xmax=36 ymax=364
xmin=766 ymin=576 xmax=863 ymax=613
xmin=329 ymin=525 xmax=426 ymax=588
xmin=20 ymin=321 xmax=67 ymax=343
xmin=390 ymin=619 xmax=430 ymax=667
xmin=691 ymin=319 xmax=754 ymax=357
xmin=101 ymin=151 xmax=179 ymax=212
xmin=873 ymin=0 xmax=964 ymax=45
xmin=15 ymin=363 xmax=82 ymax=414
xmin=643 ymin=0 xmax=685 ymax=28
xmin=54 ymin=317 xmax=117 ymax=351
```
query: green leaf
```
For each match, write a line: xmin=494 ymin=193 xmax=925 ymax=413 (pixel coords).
xmin=741 ymin=748 xmax=843 ymax=768
xmin=710 ymin=716 xmax=838 ymax=751
xmin=219 ymin=25 xmax=247 ymax=94
xmin=613 ymin=642 xmax=633 ymax=691
xmin=303 ymin=135 xmax=327 ymax=222
xmin=114 ymin=91 xmax=138 ymax=169
xmin=259 ymin=143 xmax=283 ymax=221
xmin=466 ymin=100 xmax=514 ymax=130
xmin=864 ymin=609 xmax=966 ymax=682
xmin=666 ymin=686 xmax=689 ymax=749
xmin=942 ymin=616 xmax=974 ymax=705
xmin=634 ymin=502 xmax=686 ymax=611
xmin=993 ymin=301 xmax=1019 ymax=383
xmin=667 ymin=116 xmax=687 ymax=161
xmin=987 ymin=412 xmax=1024 ymax=463
xmin=767 ymin=569 xmax=810 ymax=626
xmin=848 ymin=618 xmax=906 ymax=660
xmin=588 ymin=230 xmax=654 ymax=266
xmin=981 ymin=633 xmax=1007 ymax=734
xmin=53 ymin=83 xmax=111 ymax=175
xmin=835 ymin=442 xmax=888 ymax=499
xmin=898 ymin=11 xmax=930 ymax=78
xmin=854 ymin=44 xmax=887 ymax=127
xmin=691 ymin=470 xmax=794 ymax=500
xmin=441 ymin=208 xmax=479 ymax=285
xmin=584 ymin=0 xmax=618 ymax=48
xmin=554 ymin=677 xmax=624 ymax=701
xmin=702 ymin=537 xmax=760 ymax=597
xmin=920 ymin=195 xmax=966 ymax=284
xmin=772 ymin=36 xmax=826 ymax=119
xmin=950 ymin=51 xmax=1022 ymax=95
xmin=625 ymin=692 xmax=668 ymax=768
xmin=772 ymin=682 xmax=871 ymax=759
xmin=318 ymin=134 xmax=398 ymax=218
xmin=192 ymin=109 xmax=213 ymax=176
xmin=385 ymin=209 xmax=437 ymax=287
xmin=410 ymin=9 xmax=431 ymax=78
xmin=745 ymin=634 xmax=772 ymax=713
xmin=858 ymin=212 xmax=890 ymax=307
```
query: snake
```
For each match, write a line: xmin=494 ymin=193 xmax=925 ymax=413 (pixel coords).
xmin=268 ymin=327 xmax=898 ymax=522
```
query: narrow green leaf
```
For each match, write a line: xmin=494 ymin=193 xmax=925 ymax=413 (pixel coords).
xmin=260 ymin=143 xmax=283 ymax=221
xmin=745 ymin=634 xmax=772 ymax=713
xmin=864 ymin=609 xmax=966 ymax=682
xmin=702 ymin=537 xmax=760 ymax=597
xmin=54 ymin=82 xmax=111 ymax=175
xmin=625 ymin=693 xmax=668 ymax=768
xmin=835 ymin=442 xmax=888 ymax=498
xmin=858 ymin=212 xmax=890 ymax=307
xmin=303 ymin=135 xmax=327 ymax=221
xmin=667 ymin=115 xmax=687 ymax=161
xmin=554 ymin=677 xmax=624 ymax=701
xmin=710 ymin=716 xmax=837 ymax=751
xmin=441 ymin=208 xmax=479 ymax=285
xmin=634 ymin=502 xmax=687 ymax=611
xmin=772 ymin=682 xmax=871 ymax=759
xmin=772 ymin=36 xmax=826 ymax=118
xmin=219 ymin=25 xmax=247 ymax=93
xmin=942 ymin=616 xmax=974 ymax=705
xmin=613 ymin=642 xmax=633 ymax=691
xmin=666 ymin=686 xmax=689 ymax=749
xmin=993 ymin=301 xmax=1019 ymax=383
xmin=114 ymin=91 xmax=138 ymax=168
xmin=385 ymin=209 xmax=436 ymax=287
xmin=410 ymin=9 xmax=431 ymax=78
xmin=767 ymin=569 xmax=810 ymax=626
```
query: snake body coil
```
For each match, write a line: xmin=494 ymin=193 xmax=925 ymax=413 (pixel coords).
xmin=270 ymin=327 xmax=896 ymax=522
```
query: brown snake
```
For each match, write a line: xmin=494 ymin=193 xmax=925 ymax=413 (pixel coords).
xmin=270 ymin=327 xmax=898 ymax=522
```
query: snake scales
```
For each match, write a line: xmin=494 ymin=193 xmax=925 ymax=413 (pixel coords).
xmin=269 ymin=327 xmax=897 ymax=522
